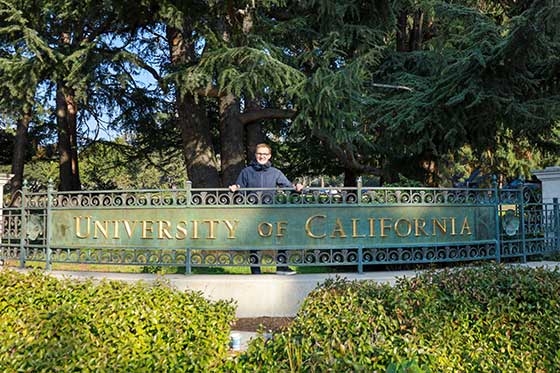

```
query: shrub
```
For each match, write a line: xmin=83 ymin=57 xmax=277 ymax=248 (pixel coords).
xmin=233 ymin=264 xmax=560 ymax=372
xmin=0 ymin=269 xmax=236 ymax=372
xmin=4 ymin=264 xmax=560 ymax=372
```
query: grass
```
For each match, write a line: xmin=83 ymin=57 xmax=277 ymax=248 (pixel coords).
xmin=1 ymin=259 xmax=342 ymax=275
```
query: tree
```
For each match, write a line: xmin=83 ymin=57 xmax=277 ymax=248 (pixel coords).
xmin=163 ymin=1 xmax=304 ymax=186
xmin=2 ymin=0 xmax=557 ymax=192
xmin=0 ymin=0 xmax=49 ymax=191
xmin=0 ymin=0 xmax=165 ymax=190
xmin=79 ymin=138 xmax=187 ymax=189
xmin=162 ymin=3 xmax=221 ymax=187
xmin=261 ymin=0 xmax=395 ymax=186
xmin=367 ymin=0 xmax=560 ymax=185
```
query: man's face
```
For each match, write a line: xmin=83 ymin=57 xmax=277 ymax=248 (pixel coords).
xmin=255 ymin=147 xmax=271 ymax=165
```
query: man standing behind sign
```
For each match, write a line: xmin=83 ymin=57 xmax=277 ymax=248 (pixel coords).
xmin=229 ymin=143 xmax=304 ymax=275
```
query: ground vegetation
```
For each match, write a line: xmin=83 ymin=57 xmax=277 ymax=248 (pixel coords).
xmin=2 ymin=264 xmax=560 ymax=371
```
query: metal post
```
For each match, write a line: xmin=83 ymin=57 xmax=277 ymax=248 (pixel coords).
xmin=0 ymin=173 xmax=14 ymax=266
xmin=186 ymin=181 xmax=192 ymax=206
xmin=19 ymin=181 xmax=28 ymax=268
xmin=46 ymin=180 xmax=53 ymax=271
xmin=358 ymin=246 xmax=363 ymax=274
xmin=357 ymin=176 xmax=363 ymax=205
xmin=185 ymin=248 xmax=192 ymax=275
xmin=519 ymin=185 xmax=526 ymax=263
xmin=492 ymin=175 xmax=501 ymax=263
xmin=185 ymin=181 xmax=192 ymax=274
xmin=554 ymin=198 xmax=559 ymax=252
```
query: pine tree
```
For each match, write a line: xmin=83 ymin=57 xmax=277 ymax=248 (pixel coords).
xmin=369 ymin=0 xmax=560 ymax=184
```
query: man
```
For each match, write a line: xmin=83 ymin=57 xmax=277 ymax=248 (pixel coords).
xmin=229 ymin=143 xmax=304 ymax=275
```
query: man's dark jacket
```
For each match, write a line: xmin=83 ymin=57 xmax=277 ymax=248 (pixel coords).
xmin=234 ymin=161 xmax=292 ymax=189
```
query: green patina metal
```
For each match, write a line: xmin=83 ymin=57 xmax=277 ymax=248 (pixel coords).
xmin=50 ymin=205 xmax=495 ymax=249
xmin=1 ymin=179 xmax=558 ymax=273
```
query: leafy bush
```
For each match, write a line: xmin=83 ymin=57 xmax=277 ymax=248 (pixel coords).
xmin=0 ymin=270 xmax=236 ymax=372
xmin=4 ymin=264 xmax=560 ymax=372
xmin=233 ymin=264 xmax=560 ymax=372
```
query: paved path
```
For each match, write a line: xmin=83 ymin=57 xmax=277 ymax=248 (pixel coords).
xmin=29 ymin=261 xmax=560 ymax=318
xmin=42 ymin=269 xmax=421 ymax=317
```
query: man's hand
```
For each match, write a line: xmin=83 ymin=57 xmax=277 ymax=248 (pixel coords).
xmin=229 ymin=184 xmax=240 ymax=192
xmin=293 ymin=183 xmax=304 ymax=192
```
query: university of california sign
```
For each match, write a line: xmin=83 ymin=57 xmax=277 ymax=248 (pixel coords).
xmin=50 ymin=205 xmax=496 ymax=249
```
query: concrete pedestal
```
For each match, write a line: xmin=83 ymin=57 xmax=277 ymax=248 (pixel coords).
xmin=533 ymin=166 xmax=560 ymax=204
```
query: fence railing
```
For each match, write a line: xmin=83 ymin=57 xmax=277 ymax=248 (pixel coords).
xmin=1 ymin=179 xmax=558 ymax=273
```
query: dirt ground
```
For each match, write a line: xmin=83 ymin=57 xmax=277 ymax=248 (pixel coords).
xmin=233 ymin=316 xmax=294 ymax=332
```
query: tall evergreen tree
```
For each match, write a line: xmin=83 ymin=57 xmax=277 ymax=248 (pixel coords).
xmin=0 ymin=0 xmax=48 ymax=191
xmin=164 ymin=1 xmax=304 ymax=186
xmin=2 ymin=0 xmax=557 ymax=192
xmin=264 ymin=0 xmax=395 ymax=186
xmin=370 ymin=0 xmax=560 ymax=184
xmin=0 ymin=0 xmax=163 ymax=190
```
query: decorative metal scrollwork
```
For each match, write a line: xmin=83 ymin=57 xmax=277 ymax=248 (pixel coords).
xmin=25 ymin=215 xmax=43 ymax=240
xmin=502 ymin=210 xmax=520 ymax=236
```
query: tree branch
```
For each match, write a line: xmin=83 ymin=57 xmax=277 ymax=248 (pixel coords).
xmin=313 ymin=129 xmax=382 ymax=176
xmin=239 ymin=108 xmax=297 ymax=124
xmin=370 ymin=82 xmax=414 ymax=92
xmin=196 ymin=86 xmax=220 ymax=98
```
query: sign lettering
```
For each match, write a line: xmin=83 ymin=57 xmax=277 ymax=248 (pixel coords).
xmin=50 ymin=206 xmax=494 ymax=249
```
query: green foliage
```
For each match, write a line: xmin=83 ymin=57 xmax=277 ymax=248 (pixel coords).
xmin=278 ymin=0 xmax=394 ymax=175
xmin=79 ymin=138 xmax=187 ymax=190
xmin=233 ymin=264 xmax=560 ymax=371
xmin=382 ymin=174 xmax=423 ymax=187
xmin=0 ymin=269 xmax=236 ymax=372
xmin=184 ymin=46 xmax=306 ymax=100
xmin=3 ymin=264 xmax=560 ymax=371
xmin=371 ymin=0 xmax=560 ymax=183
xmin=1 ymin=0 xmax=558 ymax=190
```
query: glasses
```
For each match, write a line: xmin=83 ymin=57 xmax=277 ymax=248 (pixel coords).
xmin=255 ymin=152 xmax=270 ymax=156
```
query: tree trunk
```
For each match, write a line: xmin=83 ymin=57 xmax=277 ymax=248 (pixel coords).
xmin=244 ymin=99 xmax=265 ymax=163
xmin=343 ymin=167 xmax=359 ymax=188
xmin=219 ymin=5 xmax=258 ymax=184
xmin=167 ymin=25 xmax=220 ymax=188
xmin=396 ymin=11 xmax=409 ymax=52
xmin=219 ymin=94 xmax=245 ymax=186
xmin=418 ymin=151 xmax=438 ymax=186
xmin=10 ymin=109 xmax=31 ymax=192
xmin=56 ymin=83 xmax=81 ymax=191
xmin=410 ymin=10 xmax=424 ymax=51
xmin=177 ymin=94 xmax=221 ymax=188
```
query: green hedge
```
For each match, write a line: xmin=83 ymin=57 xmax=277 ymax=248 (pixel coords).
xmin=233 ymin=264 xmax=560 ymax=372
xmin=3 ymin=264 xmax=560 ymax=372
xmin=0 ymin=270 xmax=236 ymax=372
